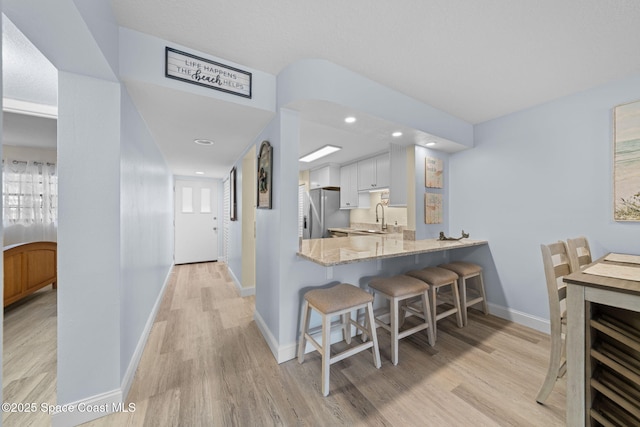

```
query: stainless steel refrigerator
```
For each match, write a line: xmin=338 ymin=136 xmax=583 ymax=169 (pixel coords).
xmin=303 ymin=188 xmax=349 ymax=239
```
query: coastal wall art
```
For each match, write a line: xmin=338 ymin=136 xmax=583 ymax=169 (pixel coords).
xmin=613 ymin=100 xmax=640 ymax=221
xmin=425 ymin=157 xmax=443 ymax=188
xmin=425 ymin=192 xmax=442 ymax=224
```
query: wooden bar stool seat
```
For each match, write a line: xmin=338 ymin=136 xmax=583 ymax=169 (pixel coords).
xmin=368 ymin=274 xmax=435 ymax=365
xmin=438 ymin=261 xmax=488 ymax=326
xmin=406 ymin=267 xmax=463 ymax=339
xmin=297 ymin=283 xmax=381 ymax=396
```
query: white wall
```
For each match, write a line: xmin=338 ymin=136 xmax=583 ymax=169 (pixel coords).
xmin=450 ymin=73 xmax=640 ymax=327
xmin=119 ymin=88 xmax=173 ymax=391
xmin=278 ymin=59 xmax=473 ymax=147
xmin=57 ymin=71 xmax=121 ymax=404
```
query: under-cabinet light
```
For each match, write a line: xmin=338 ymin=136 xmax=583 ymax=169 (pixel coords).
xmin=299 ymin=145 xmax=342 ymax=163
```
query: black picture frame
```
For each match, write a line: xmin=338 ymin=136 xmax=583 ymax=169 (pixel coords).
xmin=230 ymin=167 xmax=237 ymax=221
xmin=257 ymin=141 xmax=273 ymax=209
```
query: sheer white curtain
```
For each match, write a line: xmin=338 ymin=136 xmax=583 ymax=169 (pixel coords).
xmin=2 ymin=159 xmax=58 ymax=245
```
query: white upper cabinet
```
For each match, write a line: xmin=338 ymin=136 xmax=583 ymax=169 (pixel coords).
xmin=309 ymin=164 xmax=340 ymax=189
xmin=357 ymin=153 xmax=390 ymax=191
xmin=339 ymin=162 xmax=358 ymax=208
xmin=375 ymin=153 xmax=390 ymax=188
xmin=389 ymin=143 xmax=407 ymax=206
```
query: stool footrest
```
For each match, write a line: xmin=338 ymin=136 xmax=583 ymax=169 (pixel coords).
xmin=466 ymin=296 xmax=484 ymax=307
xmin=304 ymin=333 xmax=324 ymax=354
xmin=435 ymin=306 xmax=459 ymax=321
xmin=397 ymin=323 xmax=429 ymax=340
xmin=331 ymin=341 xmax=374 ymax=365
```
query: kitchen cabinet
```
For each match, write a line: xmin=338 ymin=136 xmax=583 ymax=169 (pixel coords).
xmin=309 ymin=164 xmax=340 ymax=189
xmin=389 ymin=143 xmax=407 ymax=206
xmin=357 ymin=153 xmax=389 ymax=191
xmin=339 ymin=163 xmax=358 ymax=208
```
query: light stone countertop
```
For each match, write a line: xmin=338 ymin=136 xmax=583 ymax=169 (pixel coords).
xmin=298 ymin=234 xmax=488 ymax=266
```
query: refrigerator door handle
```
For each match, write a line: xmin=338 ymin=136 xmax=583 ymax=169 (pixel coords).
xmin=308 ymin=203 xmax=313 ymax=237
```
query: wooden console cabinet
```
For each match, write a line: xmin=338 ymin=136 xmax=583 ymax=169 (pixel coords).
xmin=564 ymin=254 xmax=640 ymax=426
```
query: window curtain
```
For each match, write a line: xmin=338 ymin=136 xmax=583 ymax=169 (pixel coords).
xmin=2 ymin=159 xmax=58 ymax=246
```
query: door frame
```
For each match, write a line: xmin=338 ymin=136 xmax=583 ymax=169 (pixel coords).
xmin=241 ymin=146 xmax=256 ymax=293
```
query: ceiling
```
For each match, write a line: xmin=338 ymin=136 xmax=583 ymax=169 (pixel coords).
xmin=5 ymin=1 xmax=640 ymax=177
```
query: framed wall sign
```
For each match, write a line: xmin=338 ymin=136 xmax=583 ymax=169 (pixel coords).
xmin=230 ymin=167 xmax=237 ymax=221
xmin=165 ymin=47 xmax=252 ymax=98
xmin=613 ymin=100 xmax=640 ymax=221
xmin=257 ymin=141 xmax=273 ymax=209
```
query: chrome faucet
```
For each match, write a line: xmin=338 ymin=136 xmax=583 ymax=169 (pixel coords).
xmin=375 ymin=203 xmax=387 ymax=231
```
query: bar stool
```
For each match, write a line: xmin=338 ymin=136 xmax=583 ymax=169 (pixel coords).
xmin=438 ymin=261 xmax=488 ymax=326
xmin=368 ymin=275 xmax=435 ymax=365
xmin=298 ymin=283 xmax=381 ymax=396
xmin=406 ymin=267 xmax=463 ymax=339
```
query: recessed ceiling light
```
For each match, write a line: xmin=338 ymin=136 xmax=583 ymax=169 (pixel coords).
xmin=344 ymin=116 xmax=356 ymax=124
xmin=299 ymin=145 xmax=342 ymax=162
xmin=425 ymin=142 xmax=436 ymax=147
xmin=195 ymin=171 xmax=205 ymax=175
xmin=194 ymin=139 xmax=214 ymax=146
xmin=392 ymin=131 xmax=403 ymax=137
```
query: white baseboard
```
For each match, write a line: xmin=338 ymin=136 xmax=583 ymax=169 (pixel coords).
xmin=487 ymin=302 xmax=549 ymax=334
xmin=254 ymin=310 xmax=285 ymax=362
xmin=51 ymin=389 xmax=123 ymax=427
xmin=121 ymin=266 xmax=174 ymax=399
xmin=227 ymin=267 xmax=255 ymax=297
xmin=52 ymin=266 xmax=174 ymax=427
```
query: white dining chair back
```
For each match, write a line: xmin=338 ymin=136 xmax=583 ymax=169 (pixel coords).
xmin=566 ymin=236 xmax=592 ymax=272
xmin=536 ymin=240 xmax=572 ymax=404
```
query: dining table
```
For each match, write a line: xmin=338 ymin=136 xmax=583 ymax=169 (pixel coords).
xmin=563 ymin=252 xmax=640 ymax=426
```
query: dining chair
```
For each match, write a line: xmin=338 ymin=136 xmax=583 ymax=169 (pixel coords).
xmin=536 ymin=241 xmax=571 ymax=404
xmin=566 ymin=236 xmax=592 ymax=272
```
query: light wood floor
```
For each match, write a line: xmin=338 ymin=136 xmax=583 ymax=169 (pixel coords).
xmin=3 ymin=285 xmax=57 ymax=427
xmin=3 ymin=262 xmax=567 ymax=426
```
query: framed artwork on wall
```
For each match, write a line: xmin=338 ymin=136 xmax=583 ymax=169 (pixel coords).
xmin=257 ymin=140 xmax=273 ymax=209
xmin=425 ymin=192 xmax=443 ymax=224
xmin=425 ymin=157 xmax=443 ymax=188
xmin=613 ymin=100 xmax=640 ymax=221
xmin=230 ymin=167 xmax=237 ymax=221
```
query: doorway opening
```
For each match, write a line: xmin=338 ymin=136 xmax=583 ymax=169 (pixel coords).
xmin=2 ymin=13 xmax=59 ymax=426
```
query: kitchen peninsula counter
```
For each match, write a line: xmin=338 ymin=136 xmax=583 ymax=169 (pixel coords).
xmin=298 ymin=234 xmax=488 ymax=266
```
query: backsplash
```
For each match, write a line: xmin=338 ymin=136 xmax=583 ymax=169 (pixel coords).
xmin=349 ymin=191 xmax=407 ymax=230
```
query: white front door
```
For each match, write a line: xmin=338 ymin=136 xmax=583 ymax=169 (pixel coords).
xmin=174 ymin=179 xmax=218 ymax=264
